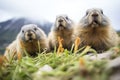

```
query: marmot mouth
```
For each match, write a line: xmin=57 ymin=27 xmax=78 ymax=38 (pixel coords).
xmin=92 ymin=19 xmax=99 ymax=24
xmin=58 ymin=24 xmax=65 ymax=28
xmin=27 ymin=37 xmax=34 ymax=42
xmin=29 ymin=38 xmax=33 ymax=40
xmin=89 ymin=19 xmax=100 ymax=27
xmin=59 ymin=24 xmax=63 ymax=27
xmin=57 ymin=24 xmax=65 ymax=30
xmin=93 ymin=20 xmax=98 ymax=24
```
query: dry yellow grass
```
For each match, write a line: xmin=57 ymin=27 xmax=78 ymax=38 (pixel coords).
xmin=57 ymin=36 xmax=64 ymax=54
xmin=74 ymin=37 xmax=81 ymax=53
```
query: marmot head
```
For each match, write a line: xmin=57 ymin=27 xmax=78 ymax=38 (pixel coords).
xmin=80 ymin=8 xmax=110 ymax=28
xmin=53 ymin=15 xmax=73 ymax=31
xmin=18 ymin=24 xmax=43 ymax=42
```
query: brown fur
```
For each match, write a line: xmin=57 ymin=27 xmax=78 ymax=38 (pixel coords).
xmin=74 ymin=8 xmax=119 ymax=52
xmin=48 ymin=15 xmax=74 ymax=50
xmin=4 ymin=41 xmax=17 ymax=60
xmin=4 ymin=24 xmax=49 ymax=60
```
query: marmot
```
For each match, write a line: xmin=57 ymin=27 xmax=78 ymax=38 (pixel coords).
xmin=75 ymin=8 xmax=119 ymax=52
xmin=4 ymin=24 xmax=49 ymax=60
xmin=48 ymin=15 xmax=74 ymax=50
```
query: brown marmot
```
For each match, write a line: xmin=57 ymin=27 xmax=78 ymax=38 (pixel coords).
xmin=74 ymin=8 xmax=120 ymax=52
xmin=48 ymin=15 xmax=75 ymax=50
xmin=4 ymin=24 xmax=49 ymax=60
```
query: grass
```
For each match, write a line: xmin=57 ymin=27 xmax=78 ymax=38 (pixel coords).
xmin=0 ymin=46 xmax=120 ymax=80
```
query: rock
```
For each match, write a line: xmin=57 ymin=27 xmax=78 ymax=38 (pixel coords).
xmin=107 ymin=57 xmax=120 ymax=69
xmin=110 ymin=71 xmax=120 ymax=80
xmin=106 ymin=57 xmax=120 ymax=80
xmin=39 ymin=65 xmax=53 ymax=72
xmin=32 ymin=65 xmax=53 ymax=80
xmin=84 ymin=51 xmax=114 ymax=60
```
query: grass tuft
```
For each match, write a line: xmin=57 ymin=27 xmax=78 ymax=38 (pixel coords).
xmin=0 ymin=46 xmax=120 ymax=80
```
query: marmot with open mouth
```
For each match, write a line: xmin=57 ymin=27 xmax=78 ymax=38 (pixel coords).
xmin=74 ymin=8 xmax=119 ymax=52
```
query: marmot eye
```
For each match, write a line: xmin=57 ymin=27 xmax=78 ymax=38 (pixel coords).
xmin=101 ymin=10 xmax=103 ymax=14
xmin=86 ymin=11 xmax=88 ymax=15
xmin=22 ymin=30 xmax=24 ymax=33
xmin=66 ymin=16 xmax=69 ymax=20
xmin=34 ymin=27 xmax=37 ymax=31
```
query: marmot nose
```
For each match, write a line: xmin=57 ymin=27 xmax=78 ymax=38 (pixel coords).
xmin=92 ymin=13 xmax=98 ymax=17
xmin=58 ymin=19 xmax=63 ymax=22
